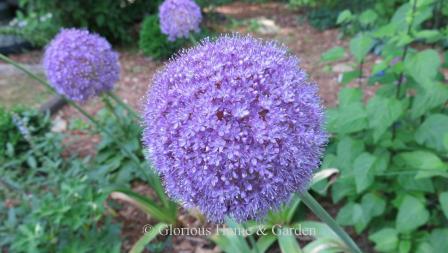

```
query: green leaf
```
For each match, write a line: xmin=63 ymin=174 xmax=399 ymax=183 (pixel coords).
xmin=327 ymin=89 xmax=367 ymax=134
xmin=353 ymin=153 xmax=376 ymax=193
xmin=439 ymin=192 xmax=448 ymax=219
xmin=339 ymin=88 xmax=363 ymax=106
xmin=303 ymin=238 xmax=346 ymax=253
xmin=256 ymin=234 xmax=276 ymax=253
xmin=278 ymin=228 xmax=303 ymax=253
xmin=429 ymin=229 xmax=448 ymax=253
xmin=129 ymin=223 xmax=167 ymax=253
xmin=398 ymin=150 xmax=448 ymax=178
xmin=336 ymin=136 xmax=365 ymax=174
xmin=341 ymin=69 xmax=362 ymax=85
xmin=399 ymin=240 xmax=411 ymax=253
xmin=396 ymin=195 xmax=429 ymax=233
xmin=369 ymin=228 xmax=398 ymax=252
xmin=361 ymin=193 xmax=386 ymax=218
xmin=336 ymin=202 xmax=363 ymax=226
xmin=415 ymin=114 xmax=448 ymax=152
xmin=349 ymin=33 xmax=374 ymax=62
xmin=404 ymin=49 xmax=441 ymax=87
xmin=111 ymin=189 xmax=176 ymax=224
xmin=366 ymin=96 xmax=404 ymax=142
xmin=411 ymin=82 xmax=448 ymax=118
xmin=321 ymin=47 xmax=345 ymax=62
xmin=336 ymin=10 xmax=352 ymax=24
xmin=414 ymin=30 xmax=442 ymax=43
xmin=359 ymin=10 xmax=378 ymax=26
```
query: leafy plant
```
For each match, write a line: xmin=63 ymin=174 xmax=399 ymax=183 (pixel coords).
xmin=138 ymin=15 xmax=185 ymax=60
xmin=321 ymin=0 xmax=448 ymax=251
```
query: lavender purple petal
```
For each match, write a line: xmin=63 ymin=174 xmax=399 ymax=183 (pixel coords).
xmin=143 ymin=35 xmax=328 ymax=222
xmin=43 ymin=28 xmax=120 ymax=102
xmin=159 ymin=0 xmax=202 ymax=41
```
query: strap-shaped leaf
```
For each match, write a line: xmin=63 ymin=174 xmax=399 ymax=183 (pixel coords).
xmin=111 ymin=188 xmax=176 ymax=224
xmin=130 ymin=223 xmax=167 ymax=253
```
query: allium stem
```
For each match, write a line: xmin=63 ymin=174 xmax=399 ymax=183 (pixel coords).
xmin=298 ymin=191 xmax=362 ymax=253
xmin=106 ymin=91 xmax=140 ymax=120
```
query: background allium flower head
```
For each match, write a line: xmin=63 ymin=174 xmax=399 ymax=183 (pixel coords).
xmin=159 ymin=0 xmax=202 ymax=41
xmin=143 ymin=35 xmax=328 ymax=222
xmin=43 ymin=28 xmax=119 ymax=102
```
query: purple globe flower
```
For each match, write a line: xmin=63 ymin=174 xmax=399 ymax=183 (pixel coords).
xmin=143 ymin=35 xmax=327 ymax=222
xmin=43 ymin=28 xmax=120 ymax=102
xmin=159 ymin=0 xmax=202 ymax=41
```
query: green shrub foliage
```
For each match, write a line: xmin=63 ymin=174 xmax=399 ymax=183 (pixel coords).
xmin=321 ymin=0 xmax=448 ymax=251
xmin=16 ymin=0 xmax=162 ymax=44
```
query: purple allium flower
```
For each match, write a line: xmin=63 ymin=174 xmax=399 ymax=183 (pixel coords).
xmin=143 ymin=35 xmax=327 ymax=222
xmin=43 ymin=28 xmax=119 ymax=102
xmin=159 ymin=0 xmax=202 ymax=41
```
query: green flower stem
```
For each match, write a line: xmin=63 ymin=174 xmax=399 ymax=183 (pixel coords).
xmin=298 ymin=191 xmax=362 ymax=253
xmin=106 ymin=91 xmax=140 ymax=120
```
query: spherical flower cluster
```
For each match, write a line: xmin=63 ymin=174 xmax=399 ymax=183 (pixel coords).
xmin=43 ymin=28 xmax=119 ymax=102
xmin=143 ymin=35 xmax=327 ymax=222
xmin=159 ymin=0 xmax=202 ymax=41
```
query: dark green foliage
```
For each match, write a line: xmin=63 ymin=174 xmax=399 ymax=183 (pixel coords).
xmin=17 ymin=0 xmax=162 ymax=45
xmin=138 ymin=15 xmax=184 ymax=60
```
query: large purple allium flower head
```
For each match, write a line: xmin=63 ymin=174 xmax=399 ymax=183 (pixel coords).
xmin=159 ymin=0 xmax=202 ymax=41
xmin=143 ymin=35 xmax=328 ymax=222
xmin=43 ymin=28 xmax=119 ymax=102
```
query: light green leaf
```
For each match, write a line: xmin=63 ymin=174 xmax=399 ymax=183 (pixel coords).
xmin=336 ymin=136 xmax=365 ymax=174
xmin=353 ymin=153 xmax=376 ymax=193
xmin=404 ymin=49 xmax=441 ymax=87
xmin=111 ymin=189 xmax=176 ymax=224
xmin=359 ymin=10 xmax=378 ymax=26
xmin=337 ymin=10 xmax=352 ymax=24
xmin=321 ymin=47 xmax=345 ymax=62
xmin=338 ymin=88 xmax=363 ymax=106
xmin=361 ymin=193 xmax=386 ymax=217
xmin=411 ymin=82 xmax=448 ymax=118
xmin=399 ymin=239 xmax=411 ymax=253
xmin=369 ymin=228 xmax=398 ymax=252
xmin=366 ymin=96 xmax=404 ymax=142
xmin=429 ymin=229 xmax=448 ymax=253
xmin=256 ymin=234 xmax=277 ymax=253
xmin=398 ymin=150 xmax=448 ymax=178
xmin=349 ymin=33 xmax=374 ymax=62
xmin=396 ymin=195 xmax=429 ymax=233
xmin=415 ymin=114 xmax=448 ymax=152
xmin=439 ymin=192 xmax=448 ymax=219
xmin=278 ymin=228 xmax=303 ymax=253
xmin=414 ymin=30 xmax=442 ymax=43
xmin=130 ymin=223 xmax=167 ymax=253
xmin=336 ymin=202 xmax=363 ymax=226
